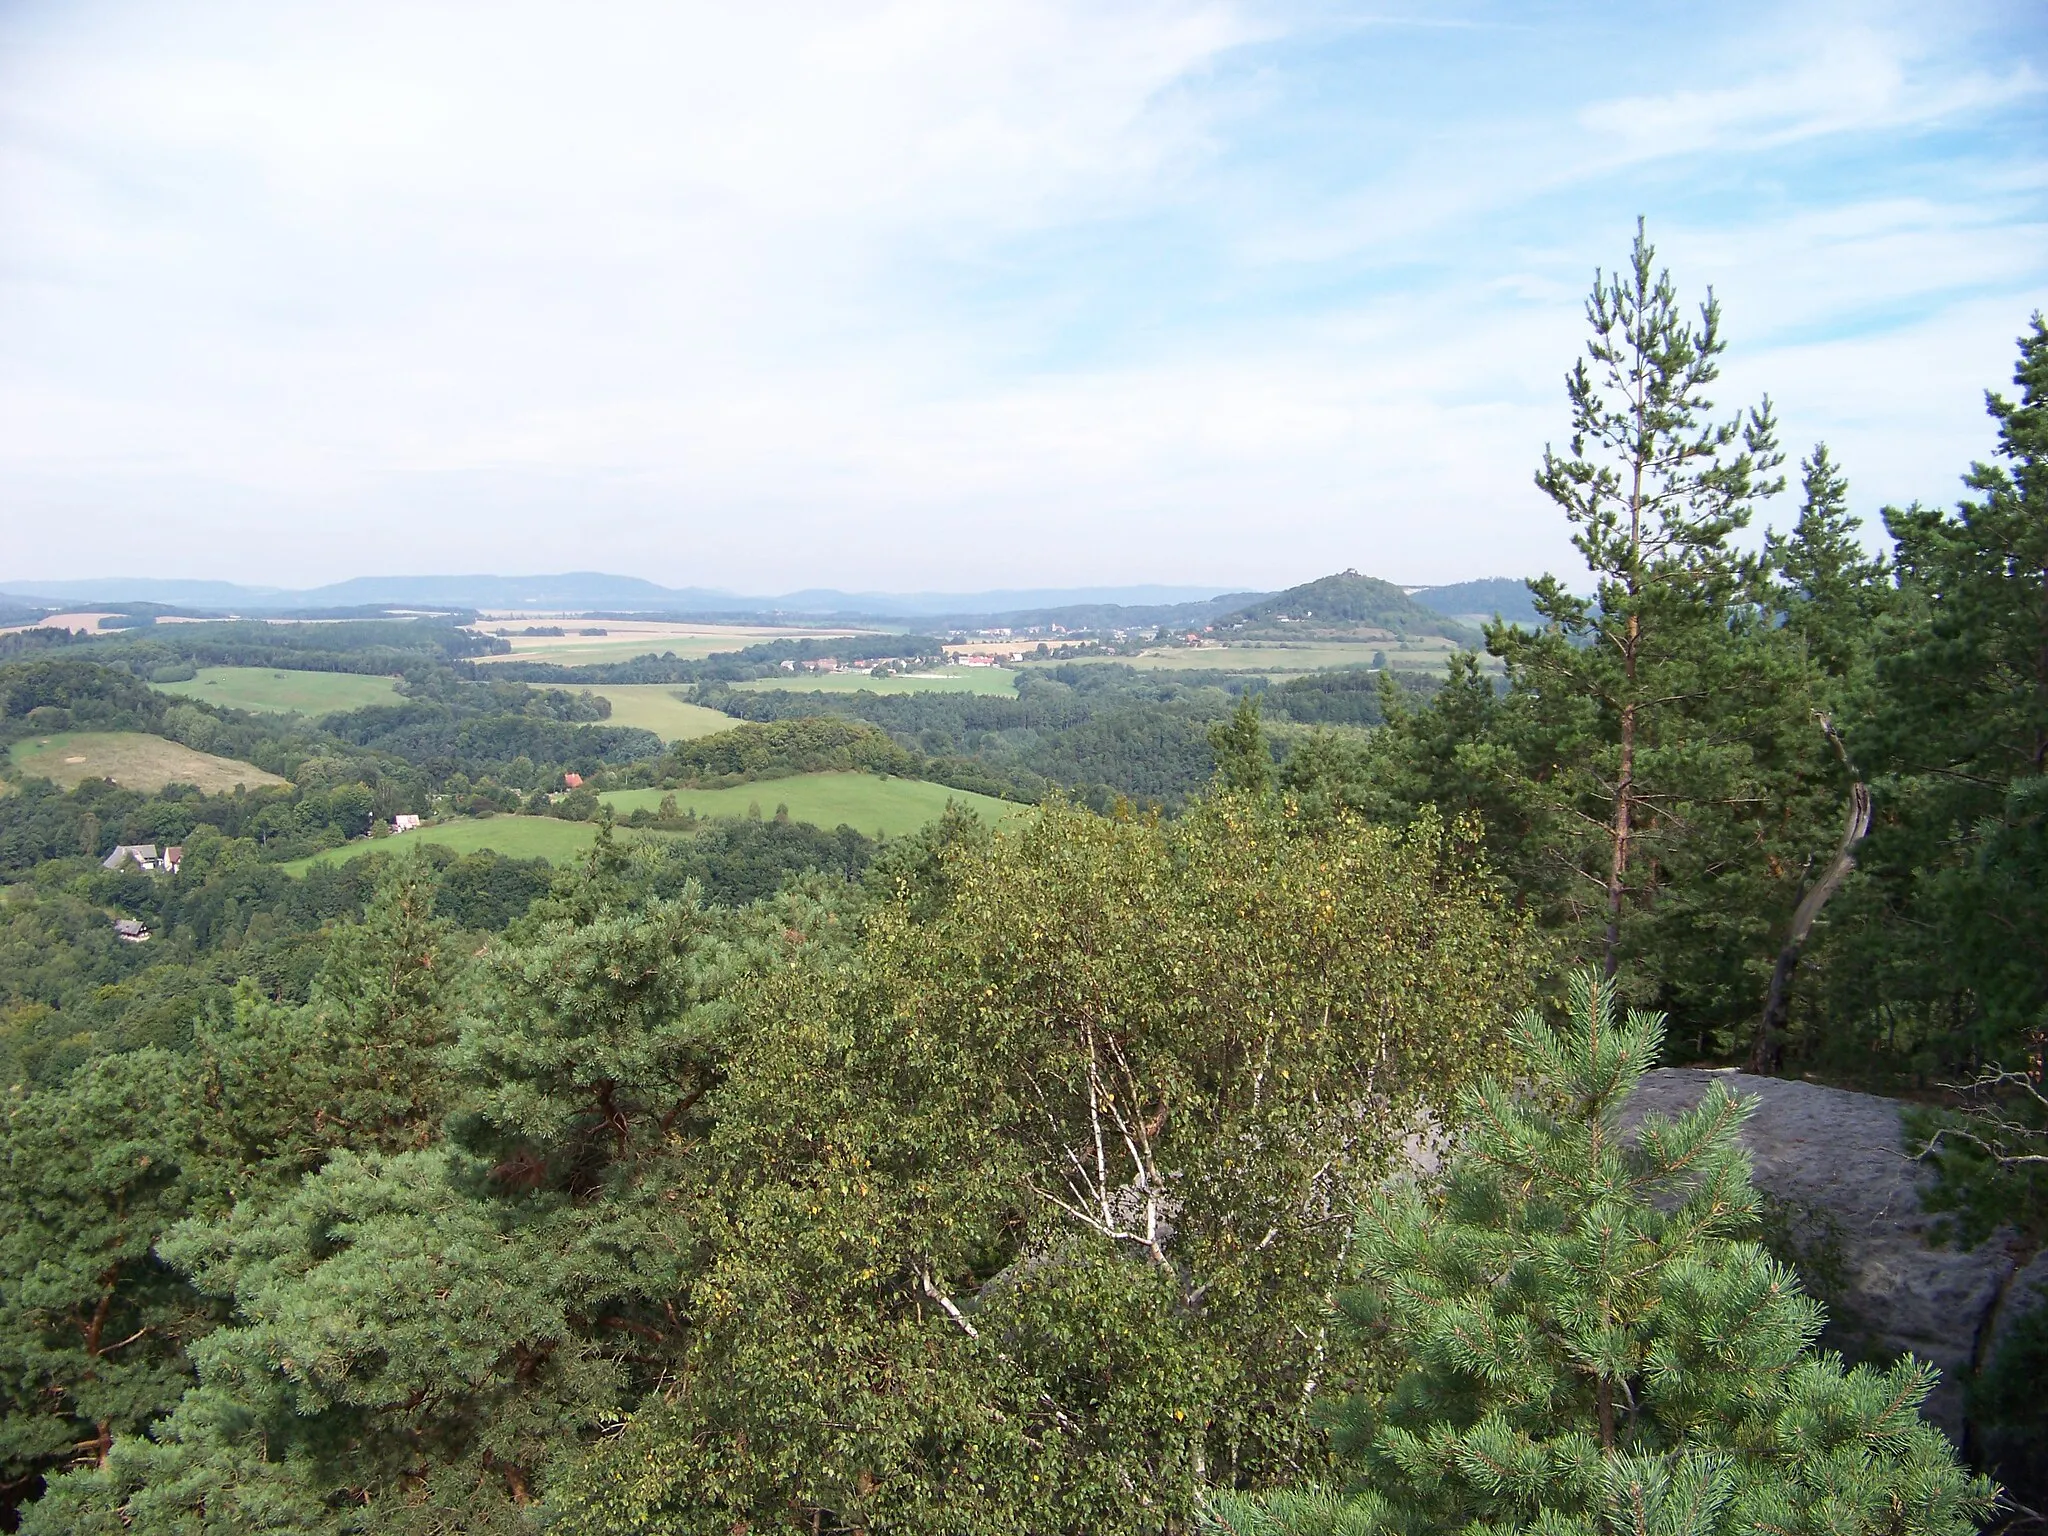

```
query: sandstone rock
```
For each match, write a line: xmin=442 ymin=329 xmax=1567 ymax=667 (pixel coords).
xmin=1630 ymin=1067 xmax=2024 ymax=1440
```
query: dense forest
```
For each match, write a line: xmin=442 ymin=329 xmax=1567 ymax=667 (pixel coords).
xmin=0 ymin=233 xmax=2041 ymax=1532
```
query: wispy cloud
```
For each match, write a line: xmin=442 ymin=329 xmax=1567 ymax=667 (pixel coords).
xmin=0 ymin=0 xmax=2041 ymax=589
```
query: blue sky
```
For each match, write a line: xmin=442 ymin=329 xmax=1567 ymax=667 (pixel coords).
xmin=1 ymin=0 xmax=2043 ymax=592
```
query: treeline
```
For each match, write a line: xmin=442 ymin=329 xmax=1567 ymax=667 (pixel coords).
xmin=481 ymin=631 xmax=948 ymax=686
xmin=697 ymin=665 xmax=1438 ymax=809
xmin=28 ymin=616 xmax=507 ymax=680
xmin=593 ymin=716 xmax=1030 ymax=807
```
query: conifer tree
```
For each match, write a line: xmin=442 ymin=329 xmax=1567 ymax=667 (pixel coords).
xmin=1210 ymin=971 xmax=1995 ymax=1536
xmin=1497 ymin=221 xmax=1784 ymax=978
xmin=1865 ymin=315 xmax=2048 ymax=1065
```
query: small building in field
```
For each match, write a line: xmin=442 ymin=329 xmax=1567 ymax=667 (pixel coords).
xmin=392 ymin=814 xmax=421 ymax=833
xmin=101 ymin=844 xmax=159 ymax=872
xmin=562 ymin=773 xmax=584 ymax=790
xmin=113 ymin=918 xmax=151 ymax=943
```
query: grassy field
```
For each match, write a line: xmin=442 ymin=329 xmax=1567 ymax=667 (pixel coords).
xmin=281 ymin=815 xmax=631 ymax=874
xmin=155 ymin=666 xmax=403 ymax=715
xmin=602 ymin=772 xmax=1026 ymax=839
xmin=729 ymin=665 xmax=1019 ymax=697
xmin=575 ymin=686 xmax=736 ymax=741
xmin=11 ymin=731 xmax=288 ymax=793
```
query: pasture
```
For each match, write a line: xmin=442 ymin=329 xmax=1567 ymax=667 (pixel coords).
xmin=729 ymin=665 xmax=1019 ymax=697
xmin=154 ymin=666 xmax=403 ymax=716
xmin=573 ymin=685 xmax=735 ymax=741
xmin=281 ymin=815 xmax=631 ymax=874
xmin=602 ymin=771 xmax=1026 ymax=839
xmin=10 ymin=731 xmax=288 ymax=793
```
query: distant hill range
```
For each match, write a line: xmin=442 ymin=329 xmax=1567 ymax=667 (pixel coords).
xmin=0 ymin=573 xmax=1245 ymax=623
xmin=1405 ymin=577 xmax=1545 ymax=628
xmin=0 ymin=570 xmax=1550 ymax=633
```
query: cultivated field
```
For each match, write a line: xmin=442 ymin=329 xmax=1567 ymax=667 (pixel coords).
xmin=154 ymin=666 xmax=403 ymax=716
xmin=469 ymin=621 xmax=874 ymax=666
xmin=10 ymin=731 xmax=288 ymax=793
xmin=572 ymin=686 xmax=735 ymax=741
xmin=281 ymin=815 xmax=643 ymax=873
xmin=601 ymin=771 xmax=1026 ymax=839
xmin=730 ymin=665 xmax=1020 ymax=697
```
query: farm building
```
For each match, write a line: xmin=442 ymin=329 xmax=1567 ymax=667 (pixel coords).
xmin=562 ymin=772 xmax=584 ymax=789
xmin=113 ymin=919 xmax=150 ymax=943
xmin=392 ymin=814 xmax=422 ymax=833
xmin=101 ymin=843 xmax=160 ymax=871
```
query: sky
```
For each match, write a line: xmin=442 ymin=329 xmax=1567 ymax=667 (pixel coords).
xmin=1 ymin=0 xmax=2043 ymax=594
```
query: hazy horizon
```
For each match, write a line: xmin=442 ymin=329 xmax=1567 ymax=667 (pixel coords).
xmin=4 ymin=1 xmax=2043 ymax=590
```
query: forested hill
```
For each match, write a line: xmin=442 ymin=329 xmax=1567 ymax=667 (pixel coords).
xmin=1408 ymin=576 xmax=1546 ymax=627
xmin=1213 ymin=570 xmax=1482 ymax=644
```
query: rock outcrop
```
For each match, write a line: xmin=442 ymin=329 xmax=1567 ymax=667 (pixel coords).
xmin=1631 ymin=1068 xmax=2035 ymax=1443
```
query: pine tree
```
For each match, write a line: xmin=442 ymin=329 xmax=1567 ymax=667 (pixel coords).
xmin=1497 ymin=220 xmax=1784 ymax=978
xmin=1210 ymin=971 xmax=1995 ymax=1536
xmin=1770 ymin=443 xmax=1889 ymax=682
xmin=1863 ymin=315 xmax=2048 ymax=1066
xmin=1746 ymin=445 xmax=1889 ymax=1072
xmin=1209 ymin=692 xmax=1274 ymax=795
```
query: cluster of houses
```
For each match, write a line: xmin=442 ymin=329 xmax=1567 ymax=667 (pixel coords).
xmin=773 ymin=655 xmax=932 ymax=674
xmin=100 ymin=843 xmax=182 ymax=875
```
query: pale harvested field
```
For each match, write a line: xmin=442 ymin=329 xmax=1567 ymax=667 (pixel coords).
xmin=0 ymin=610 xmax=123 ymax=635
xmin=469 ymin=621 xmax=874 ymax=666
xmin=731 ymin=665 xmax=1020 ymax=697
xmin=11 ymin=731 xmax=287 ymax=793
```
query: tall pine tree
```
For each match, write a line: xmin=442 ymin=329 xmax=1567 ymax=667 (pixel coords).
xmin=1497 ymin=221 xmax=1784 ymax=979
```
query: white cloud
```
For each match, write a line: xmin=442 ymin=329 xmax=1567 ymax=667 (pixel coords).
xmin=0 ymin=0 xmax=2041 ymax=590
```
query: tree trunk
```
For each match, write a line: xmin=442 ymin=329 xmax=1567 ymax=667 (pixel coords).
xmin=1604 ymin=698 xmax=1636 ymax=981
xmin=1751 ymin=781 xmax=1872 ymax=1074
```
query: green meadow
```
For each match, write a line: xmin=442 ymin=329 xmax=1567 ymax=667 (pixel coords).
xmin=729 ymin=665 xmax=1019 ymax=697
xmin=602 ymin=771 xmax=1026 ymax=839
xmin=574 ymin=685 xmax=736 ymax=741
xmin=154 ymin=666 xmax=403 ymax=715
xmin=280 ymin=815 xmax=633 ymax=873
xmin=10 ymin=731 xmax=287 ymax=794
